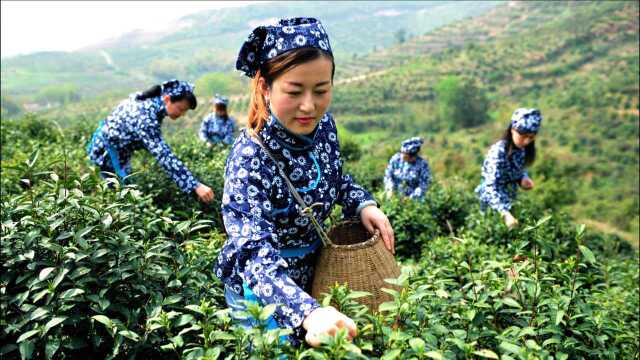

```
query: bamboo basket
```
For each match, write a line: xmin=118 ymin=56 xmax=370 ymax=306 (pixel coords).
xmin=311 ymin=220 xmax=401 ymax=312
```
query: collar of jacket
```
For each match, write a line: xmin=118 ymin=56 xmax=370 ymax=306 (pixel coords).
xmin=153 ymin=96 xmax=167 ymax=124
xmin=214 ymin=114 xmax=230 ymax=121
xmin=260 ymin=112 xmax=320 ymax=152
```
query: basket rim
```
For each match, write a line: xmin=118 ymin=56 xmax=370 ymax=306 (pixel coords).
xmin=325 ymin=220 xmax=381 ymax=250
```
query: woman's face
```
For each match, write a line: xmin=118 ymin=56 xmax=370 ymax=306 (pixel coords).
xmin=215 ymin=104 xmax=228 ymax=117
xmin=164 ymin=96 xmax=191 ymax=120
xmin=260 ymin=56 xmax=333 ymax=135
xmin=511 ymin=128 xmax=536 ymax=149
xmin=402 ymin=153 xmax=417 ymax=163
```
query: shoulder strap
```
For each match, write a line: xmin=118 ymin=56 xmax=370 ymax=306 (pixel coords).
xmin=248 ymin=128 xmax=332 ymax=247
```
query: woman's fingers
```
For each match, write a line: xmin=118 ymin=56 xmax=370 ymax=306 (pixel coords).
xmin=362 ymin=217 xmax=375 ymax=234
xmin=378 ymin=217 xmax=393 ymax=254
xmin=327 ymin=324 xmax=338 ymax=337
xmin=305 ymin=316 xmax=358 ymax=347
xmin=343 ymin=316 xmax=357 ymax=338
xmin=334 ymin=318 xmax=357 ymax=339
xmin=202 ymin=188 xmax=214 ymax=203
xmin=384 ymin=218 xmax=395 ymax=254
xmin=305 ymin=331 xmax=320 ymax=347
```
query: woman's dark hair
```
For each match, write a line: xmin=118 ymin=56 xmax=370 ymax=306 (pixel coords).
xmin=247 ymin=47 xmax=335 ymax=133
xmin=136 ymin=84 xmax=197 ymax=109
xmin=502 ymin=124 xmax=536 ymax=166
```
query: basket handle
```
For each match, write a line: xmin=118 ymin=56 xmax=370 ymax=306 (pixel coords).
xmin=248 ymin=129 xmax=333 ymax=247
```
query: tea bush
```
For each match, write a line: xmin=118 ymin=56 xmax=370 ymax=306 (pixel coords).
xmin=0 ymin=169 xmax=228 ymax=358
xmin=1 ymin=115 xmax=638 ymax=359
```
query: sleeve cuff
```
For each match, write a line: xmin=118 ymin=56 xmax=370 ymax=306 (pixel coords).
xmin=181 ymin=180 xmax=199 ymax=194
xmin=355 ymin=200 xmax=377 ymax=217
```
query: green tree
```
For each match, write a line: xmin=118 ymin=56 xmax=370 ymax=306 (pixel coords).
xmin=194 ymin=72 xmax=244 ymax=99
xmin=434 ymin=76 xmax=489 ymax=129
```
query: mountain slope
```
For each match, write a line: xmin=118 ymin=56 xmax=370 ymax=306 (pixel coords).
xmin=331 ymin=0 xmax=639 ymax=240
xmin=1 ymin=1 xmax=499 ymax=103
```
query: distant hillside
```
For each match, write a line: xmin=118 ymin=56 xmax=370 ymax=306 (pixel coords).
xmin=331 ymin=0 xmax=639 ymax=240
xmin=0 ymin=1 xmax=499 ymax=106
xmin=8 ymin=1 xmax=638 ymax=243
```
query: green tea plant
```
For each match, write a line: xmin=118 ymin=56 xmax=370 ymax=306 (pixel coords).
xmin=1 ymin=95 xmax=638 ymax=359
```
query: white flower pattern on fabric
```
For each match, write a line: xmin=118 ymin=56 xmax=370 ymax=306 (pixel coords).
xmin=86 ymin=93 xmax=199 ymax=193
xmin=384 ymin=153 xmax=432 ymax=199
xmin=199 ymin=113 xmax=236 ymax=145
xmin=294 ymin=35 xmax=307 ymax=46
xmin=236 ymin=17 xmax=333 ymax=78
xmin=475 ymin=140 xmax=529 ymax=212
xmin=215 ymin=112 xmax=376 ymax=342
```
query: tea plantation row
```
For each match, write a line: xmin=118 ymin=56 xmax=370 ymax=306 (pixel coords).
xmin=1 ymin=118 xmax=637 ymax=359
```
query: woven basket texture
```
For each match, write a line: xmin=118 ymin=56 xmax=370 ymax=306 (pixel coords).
xmin=311 ymin=221 xmax=401 ymax=312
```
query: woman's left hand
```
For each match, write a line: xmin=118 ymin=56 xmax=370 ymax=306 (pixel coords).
xmin=360 ymin=205 xmax=395 ymax=255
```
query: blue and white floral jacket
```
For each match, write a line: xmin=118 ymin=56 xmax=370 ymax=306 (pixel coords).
xmin=475 ymin=140 xmax=530 ymax=212
xmin=215 ymin=112 xmax=376 ymax=338
xmin=87 ymin=93 xmax=199 ymax=193
xmin=384 ymin=153 xmax=432 ymax=199
xmin=199 ymin=113 xmax=236 ymax=145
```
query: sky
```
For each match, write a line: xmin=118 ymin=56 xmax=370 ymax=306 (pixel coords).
xmin=0 ymin=1 xmax=258 ymax=58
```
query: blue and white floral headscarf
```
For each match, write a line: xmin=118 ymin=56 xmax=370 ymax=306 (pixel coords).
xmin=401 ymin=137 xmax=424 ymax=155
xmin=236 ymin=17 xmax=332 ymax=78
xmin=161 ymin=79 xmax=195 ymax=98
xmin=212 ymin=94 xmax=229 ymax=106
xmin=511 ymin=108 xmax=542 ymax=134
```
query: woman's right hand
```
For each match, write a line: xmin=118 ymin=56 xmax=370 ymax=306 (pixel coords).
xmin=520 ymin=177 xmax=534 ymax=190
xmin=195 ymin=184 xmax=214 ymax=203
xmin=303 ymin=306 xmax=357 ymax=347
xmin=502 ymin=211 xmax=518 ymax=229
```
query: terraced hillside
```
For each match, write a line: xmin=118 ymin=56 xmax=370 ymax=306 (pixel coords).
xmin=5 ymin=1 xmax=638 ymax=242
xmin=1 ymin=1 xmax=499 ymax=105
xmin=331 ymin=1 xmax=639 ymax=242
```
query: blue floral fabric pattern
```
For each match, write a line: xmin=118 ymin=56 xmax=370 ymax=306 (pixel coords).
xmin=161 ymin=79 xmax=194 ymax=98
xmin=511 ymin=108 xmax=542 ymax=134
xmin=384 ymin=153 xmax=432 ymax=199
xmin=475 ymin=140 xmax=529 ymax=212
xmin=213 ymin=94 xmax=229 ymax=106
xmin=87 ymin=93 xmax=200 ymax=193
xmin=199 ymin=114 xmax=236 ymax=145
xmin=236 ymin=17 xmax=332 ymax=78
xmin=215 ymin=112 xmax=376 ymax=341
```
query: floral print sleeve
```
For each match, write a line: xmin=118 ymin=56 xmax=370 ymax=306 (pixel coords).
xmin=384 ymin=155 xmax=398 ymax=195
xmin=199 ymin=114 xmax=214 ymax=142
xmin=139 ymin=115 xmax=199 ymax=193
xmin=476 ymin=140 xmax=530 ymax=212
xmin=223 ymin=117 xmax=236 ymax=145
xmin=409 ymin=159 xmax=432 ymax=199
xmin=383 ymin=154 xmax=432 ymax=199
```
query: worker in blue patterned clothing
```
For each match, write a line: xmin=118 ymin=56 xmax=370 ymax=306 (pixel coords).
xmin=215 ymin=17 xmax=395 ymax=347
xmin=475 ymin=108 xmax=542 ymax=228
xmin=86 ymin=80 xmax=214 ymax=203
xmin=199 ymin=94 xmax=236 ymax=146
xmin=384 ymin=137 xmax=432 ymax=200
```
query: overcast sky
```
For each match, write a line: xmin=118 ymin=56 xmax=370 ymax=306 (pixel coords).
xmin=1 ymin=1 xmax=258 ymax=58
